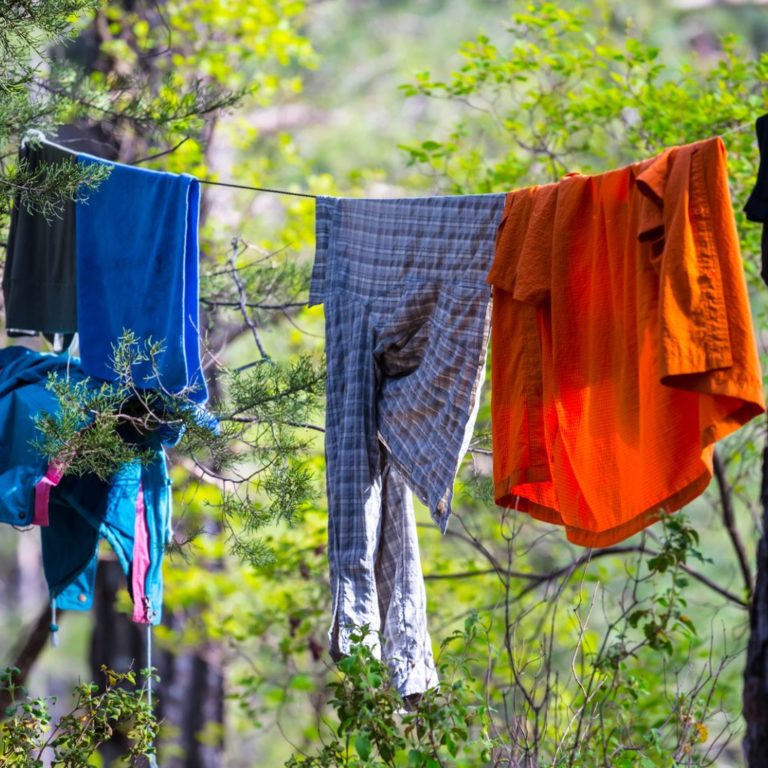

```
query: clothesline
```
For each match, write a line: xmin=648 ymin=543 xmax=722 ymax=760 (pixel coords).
xmin=197 ymin=179 xmax=317 ymax=199
xmin=191 ymin=119 xmax=759 ymax=200
xmin=22 ymin=131 xmax=318 ymax=199
xmin=23 ymin=117 xmax=760 ymax=203
xmin=199 ymin=122 xmax=749 ymax=197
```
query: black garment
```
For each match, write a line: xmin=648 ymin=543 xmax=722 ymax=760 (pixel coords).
xmin=3 ymin=142 xmax=78 ymax=341
xmin=744 ymin=115 xmax=768 ymax=286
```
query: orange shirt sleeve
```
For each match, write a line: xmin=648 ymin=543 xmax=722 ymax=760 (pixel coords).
xmin=637 ymin=137 xmax=764 ymax=433
xmin=487 ymin=184 xmax=558 ymax=305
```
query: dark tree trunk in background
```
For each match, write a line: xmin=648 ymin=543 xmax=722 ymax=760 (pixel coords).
xmin=155 ymin=615 xmax=226 ymax=768
xmin=743 ymin=444 xmax=768 ymax=767
xmin=0 ymin=603 xmax=56 ymax=714
xmin=89 ymin=560 xmax=144 ymax=765
xmin=89 ymin=560 xmax=225 ymax=767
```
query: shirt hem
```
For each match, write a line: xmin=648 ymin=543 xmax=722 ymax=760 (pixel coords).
xmin=494 ymin=469 xmax=713 ymax=547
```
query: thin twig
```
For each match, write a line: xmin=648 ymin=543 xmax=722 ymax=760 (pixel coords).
xmin=226 ymin=415 xmax=325 ymax=433
xmin=713 ymin=447 xmax=754 ymax=598
xmin=200 ymin=298 xmax=307 ymax=311
xmin=678 ymin=562 xmax=749 ymax=608
xmin=132 ymin=136 xmax=191 ymax=164
xmin=228 ymin=237 xmax=272 ymax=362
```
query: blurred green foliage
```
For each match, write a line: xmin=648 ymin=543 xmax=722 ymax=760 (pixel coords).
xmin=1 ymin=666 xmax=157 ymax=766
xmin=5 ymin=1 xmax=768 ymax=767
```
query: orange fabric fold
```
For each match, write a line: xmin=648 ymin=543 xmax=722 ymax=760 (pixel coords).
xmin=488 ymin=137 xmax=765 ymax=547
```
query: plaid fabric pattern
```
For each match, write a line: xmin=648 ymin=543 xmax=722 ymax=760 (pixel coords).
xmin=310 ymin=194 xmax=506 ymax=695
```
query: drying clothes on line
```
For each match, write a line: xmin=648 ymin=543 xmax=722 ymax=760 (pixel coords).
xmin=310 ymin=193 xmax=506 ymax=696
xmin=0 ymin=346 xmax=86 ymax=528
xmin=5 ymin=135 xmax=207 ymax=400
xmin=41 ymin=454 xmax=171 ymax=624
xmin=3 ymin=142 xmax=77 ymax=349
xmin=0 ymin=346 xmax=173 ymax=624
xmin=744 ymin=114 xmax=768 ymax=286
xmin=488 ymin=136 xmax=765 ymax=547
xmin=76 ymin=152 xmax=207 ymax=403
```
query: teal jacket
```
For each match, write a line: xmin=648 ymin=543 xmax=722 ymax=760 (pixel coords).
xmin=0 ymin=346 xmax=171 ymax=624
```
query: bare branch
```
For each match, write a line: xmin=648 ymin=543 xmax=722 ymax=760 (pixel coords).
xmin=132 ymin=135 xmax=191 ymax=164
xmin=228 ymin=237 xmax=271 ymax=362
xmin=713 ymin=447 xmax=754 ymax=598
xmin=226 ymin=415 xmax=325 ymax=433
xmin=0 ymin=603 xmax=58 ymax=716
xmin=200 ymin=298 xmax=307 ymax=311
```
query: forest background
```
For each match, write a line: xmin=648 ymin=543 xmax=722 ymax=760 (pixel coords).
xmin=3 ymin=0 xmax=768 ymax=766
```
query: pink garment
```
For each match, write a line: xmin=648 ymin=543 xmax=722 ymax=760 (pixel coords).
xmin=33 ymin=461 xmax=67 ymax=527
xmin=131 ymin=483 xmax=152 ymax=623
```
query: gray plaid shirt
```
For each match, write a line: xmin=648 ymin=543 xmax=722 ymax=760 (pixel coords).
xmin=310 ymin=194 xmax=506 ymax=695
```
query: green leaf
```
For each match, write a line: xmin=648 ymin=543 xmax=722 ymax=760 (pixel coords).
xmin=289 ymin=674 xmax=314 ymax=692
xmin=355 ymin=732 xmax=372 ymax=761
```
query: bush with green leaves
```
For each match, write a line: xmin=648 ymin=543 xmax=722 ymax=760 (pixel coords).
xmin=1 ymin=666 xmax=157 ymax=766
xmin=279 ymin=511 xmax=734 ymax=767
xmin=286 ymin=618 xmax=494 ymax=768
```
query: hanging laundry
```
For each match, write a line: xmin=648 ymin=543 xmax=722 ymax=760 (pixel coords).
xmin=0 ymin=346 xmax=172 ymax=624
xmin=744 ymin=114 xmax=768 ymax=286
xmin=488 ymin=136 xmax=765 ymax=547
xmin=3 ymin=142 xmax=77 ymax=349
xmin=76 ymin=152 xmax=207 ymax=403
xmin=0 ymin=346 xmax=86 ymax=528
xmin=41 ymin=454 xmax=171 ymax=624
xmin=310 ymin=193 xmax=506 ymax=695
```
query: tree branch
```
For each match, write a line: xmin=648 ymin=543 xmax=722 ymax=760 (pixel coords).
xmin=200 ymin=297 xmax=307 ymax=311
xmin=421 ymin=540 xmax=749 ymax=608
xmin=0 ymin=603 xmax=58 ymax=716
xmin=713 ymin=447 xmax=754 ymax=598
xmin=228 ymin=238 xmax=271 ymax=362
xmin=226 ymin=415 xmax=324 ymax=432
xmin=132 ymin=135 xmax=191 ymax=164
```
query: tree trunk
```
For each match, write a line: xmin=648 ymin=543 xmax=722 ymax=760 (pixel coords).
xmin=743 ymin=443 xmax=768 ymax=766
xmin=155 ymin=614 xmax=225 ymax=768
xmin=0 ymin=602 xmax=57 ymax=715
xmin=89 ymin=559 xmax=225 ymax=767
xmin=89 ymin=559 xmax=144 ymax=764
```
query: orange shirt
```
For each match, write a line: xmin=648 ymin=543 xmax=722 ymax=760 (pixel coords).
xmin=488 ymin=137 xmax=765 ymax=547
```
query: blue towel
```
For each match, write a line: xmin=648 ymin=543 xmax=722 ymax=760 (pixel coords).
xmin=76 ymin=154 xmax=207 ymax=403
